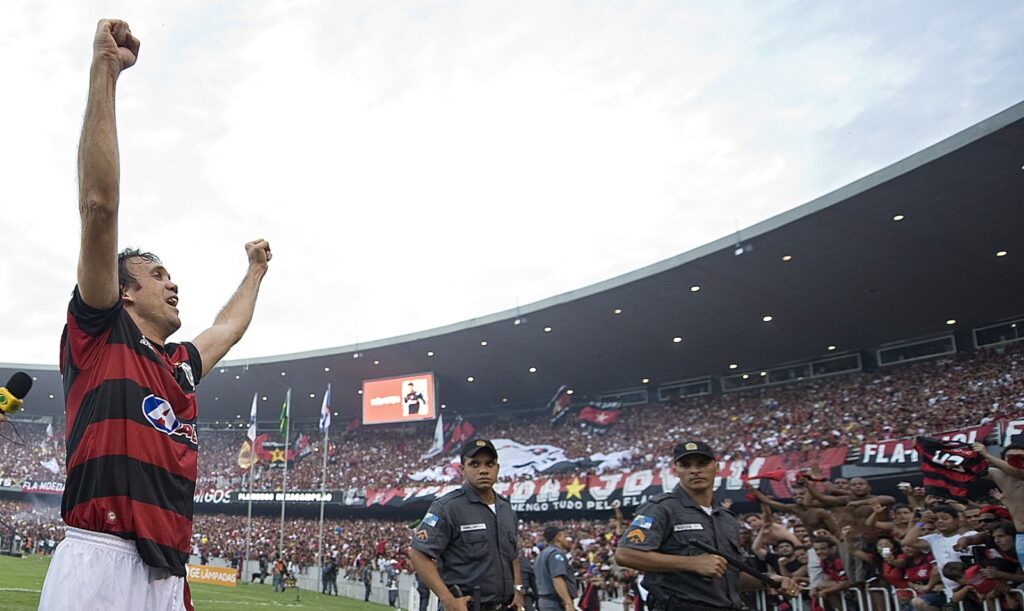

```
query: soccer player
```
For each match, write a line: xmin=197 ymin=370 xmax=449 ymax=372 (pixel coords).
xmin=38 ymin=20 xmax=272 ymax=611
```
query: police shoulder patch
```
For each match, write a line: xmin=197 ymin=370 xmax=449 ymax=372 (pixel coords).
xmin=625 ymin=528 xmax=647 ymax=544
xmin=415 ymin=529 xmax=428 ymax=541
xmin=629 ymin=515 xmax=654 ymax=530
xmin=422 ymin=512 xmax=439 ymax=527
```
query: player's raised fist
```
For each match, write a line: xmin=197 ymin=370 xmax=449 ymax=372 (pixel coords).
xmin=93 ymin=19 xmax=140 ymax=74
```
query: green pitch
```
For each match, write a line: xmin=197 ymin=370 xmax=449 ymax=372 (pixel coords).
xmin=0 ymin=555 xmax=389 ymax=610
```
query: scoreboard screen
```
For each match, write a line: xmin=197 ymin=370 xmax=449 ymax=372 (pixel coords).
xmin=362 ymin=372 xmax=436 ymax=424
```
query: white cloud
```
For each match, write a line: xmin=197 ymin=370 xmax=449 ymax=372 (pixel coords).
xmin=1 ymin=0 xmax=1022 ymax=364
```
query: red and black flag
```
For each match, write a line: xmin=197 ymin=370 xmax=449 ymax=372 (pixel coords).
xmin=443 ymin=415 xmax=476 ymax=453
xmin=914 ymin=436 xmax=988 ymax=501
xmin=548 ymin=385 xmax=573 ymax=424
xmin=578 ymin=404 xmax=621 ymax=428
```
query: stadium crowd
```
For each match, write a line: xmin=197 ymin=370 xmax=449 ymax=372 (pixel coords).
xmin=0 ymin=344 xmax=1020 ymax=492
xmin=3 ymin=467 xmax=1022 ymax=611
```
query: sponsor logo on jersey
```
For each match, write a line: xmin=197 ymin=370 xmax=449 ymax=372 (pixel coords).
xmin=142 ymin=394 xmax=198 ymax=445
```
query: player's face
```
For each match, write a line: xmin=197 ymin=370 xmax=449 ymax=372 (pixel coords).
xmin=461 ymin=453 xmax=499 ymax=492
xmin=776 ymin=542 xmax=793 ymax=557
xmin=672 ymin=455 xmax=718 ymax=493
xmin=894 ymin=507 xmax=913 ymax=523
xmin=122 ymin=257 xmax=181 ymax=338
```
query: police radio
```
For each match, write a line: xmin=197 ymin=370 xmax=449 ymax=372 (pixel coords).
xmin=0 ymin=372 xmax=33 ymax=415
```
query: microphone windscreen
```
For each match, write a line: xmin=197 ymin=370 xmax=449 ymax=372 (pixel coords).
xmin=6 ymin=372 xmax=33 ymax=399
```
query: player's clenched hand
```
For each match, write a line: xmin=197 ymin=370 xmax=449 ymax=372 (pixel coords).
xmin=245 ymin=239 xmax=273 ymax=269
xmin=689 ymin=554 xmax=727 ymax=578
xmin=93 ymin=20 xmax=140 ymax=74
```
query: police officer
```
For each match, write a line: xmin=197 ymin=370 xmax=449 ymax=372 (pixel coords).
xmin=411 ymin=439 xmax=526 ymax=611
xmin=615 ymin=440 xmax=799 ymax=611
xmin=535 ymin=526 xmax=577 ymax=611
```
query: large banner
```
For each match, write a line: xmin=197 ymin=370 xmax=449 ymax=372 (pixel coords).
xmin=21 ymin=479 xmax=64 ymax=495
xmin=857 ymin=423 xmax=995 ymax=467
xmin=192 ymin=447 xmax=849 ymax=512
xmin=187 ymin=564 xmax=237 ymax=587
xmin=1003 ymin=419 xmax=1024 ymax=445
xmin=368 ymin=448 xmax=849 ymax=512
xmin=363 ymin=372 xmax=436 ymax=424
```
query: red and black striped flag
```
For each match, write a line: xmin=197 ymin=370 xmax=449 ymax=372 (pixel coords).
xmin=914 ymin=436 xmax=988 ymax=501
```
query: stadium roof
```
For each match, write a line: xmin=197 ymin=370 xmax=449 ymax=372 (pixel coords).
xmin=5 ymin=101 xmax=1024 ymax=425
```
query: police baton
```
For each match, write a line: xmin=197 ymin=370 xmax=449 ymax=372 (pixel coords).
xmin=689 ymin=540 xmax=780 ymax=590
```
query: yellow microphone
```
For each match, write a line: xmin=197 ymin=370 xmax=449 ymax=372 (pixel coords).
xmin=0 ymin=372 xmax=33 ymax=415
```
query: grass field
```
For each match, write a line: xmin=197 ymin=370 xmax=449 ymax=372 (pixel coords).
xmin=0 ymin=555 xmax=391 ymax=610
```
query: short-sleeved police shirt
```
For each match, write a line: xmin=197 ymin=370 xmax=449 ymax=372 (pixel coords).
xmin=617 ymin=485 xmax=743 ymax=609
xmin=411 ymin=484 xmax=519 ymax=604
xmin=535 ymin=545 xmax=576 ymax=599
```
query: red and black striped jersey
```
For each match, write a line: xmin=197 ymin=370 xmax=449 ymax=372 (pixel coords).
xmin=60 ymin=287 xmax=202 ymax=577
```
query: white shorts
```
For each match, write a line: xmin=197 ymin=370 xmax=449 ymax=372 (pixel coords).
xmin=38 ymin=527 xmax=194 ymax=611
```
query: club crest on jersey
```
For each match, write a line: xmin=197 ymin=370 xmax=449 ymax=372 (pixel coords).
xmin=142 ymin=394 xmax=198 ymax=445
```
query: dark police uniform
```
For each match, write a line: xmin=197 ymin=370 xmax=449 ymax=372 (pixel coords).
xmin=411 ymin=483 xmax=520 ymax=608
xmin=535 ymin=544 xmax=576 ymax=611
xmin=617 ymin=486 xmax=743 ymax=611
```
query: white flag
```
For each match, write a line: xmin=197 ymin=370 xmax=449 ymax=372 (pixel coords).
xmin=247 ymin=392 xmax=258 ymax=443
xmin=420 ymin=413 xmax=445 ymax=460
xmin=46 ymin=422 xmax=54 ymax=438
xmin=319 ymin=384 xmax=332 ymax=435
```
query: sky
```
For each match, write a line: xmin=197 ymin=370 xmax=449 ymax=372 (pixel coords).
xmin=1 ymin=1 xmax=1022 ymax=367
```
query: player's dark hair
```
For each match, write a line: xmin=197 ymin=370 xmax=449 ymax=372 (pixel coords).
xmin=993 ymin=521 xmax=1017 ymax=537
xmin=118 ymin=248 xmax=162 ymax=293
xmin=932 ymin=504 xmax=959 ymax=520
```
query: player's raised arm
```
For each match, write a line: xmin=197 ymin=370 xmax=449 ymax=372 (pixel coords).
xmin=192 ymin=239 xmax=272 ymax=376
xmin=77 ymin=19 xmax=140 ymax=309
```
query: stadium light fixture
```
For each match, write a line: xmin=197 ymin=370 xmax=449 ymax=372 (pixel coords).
xmin=566 ymin=389 xmax=574 ymax=395
xmin=235 ymin=375 xmax=240 ymax=380
xmin=996 ymin=250 xmax=1007 ymax=257
xmin=373 ymin=360 xmax=379 ymax=365
xmin=782 ymin=255 xmax=792 ymax=262
xmin=641 ymin=378 xmax=650 ymax=384
xmin=480 ymin=341 xmax=488 ymax=346
xmin=309 ymin=393 xmax=315 ymax=398
xmin=762 ymin=315 xmax=773 ymax=322
xmin=333 ymin=411 xmax=338 ymax=416
xmin=613 ymin=308 xmax=623 ymax=315
xmin=729 ymin=363 xmax=738 ymax=369
xmin=528 ymin=367 xmax=537 ymax=373
xmin=827 ymin=345 xmax=837 ymax=351
xmin=441 ymin=404 xmax=446 ymax=409
xmin=427 ymin=351 xmax=434 ymax=357
xmin=742 ymin=374 xmax=749 ymax=379
xmin=49 ymin=394 xmax=55 ymax=399
xmin=501 ymin=397 xmax=508 ymax=403
xmin=261 ymin=396 xmax=267 ymax=401
xmin=357 ymin=389 xmax=363 ymax=394
xmin=543 ymin=326 xmax=552 ymax=333
xmin=690 ymin=285 xmax=700 ymax=292
xmin=760 ymin=372 xmax=767 ymax=377
xmin=892 ymin=214 xmax=905 ymax=222
xmin=323 ymin=367 xmax=330 ymax=372
xmin=467 ymin=376 xmax=475 ymax=382
xmin=946 ymin=319 xmax=956 ymax=325
xmin=280 ymin=371 xmax=286 ymax=376
xmin=236 ymin=414 xmax=241 ymax=418
xmin=672 ymin=337 xmax=682 ymax=343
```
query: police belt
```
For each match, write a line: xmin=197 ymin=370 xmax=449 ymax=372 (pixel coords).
xmin=646 ymin=594 xmax=739 ymax=611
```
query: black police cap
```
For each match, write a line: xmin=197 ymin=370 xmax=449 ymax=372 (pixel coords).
xmin=460 ymin=438 xmax=498 ymax=460
xmin=672 ymin=440 xmax=716 ymax=462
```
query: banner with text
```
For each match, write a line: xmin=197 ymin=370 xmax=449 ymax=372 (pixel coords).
xmin=858 ymin=423 xmax=995 ymax=467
